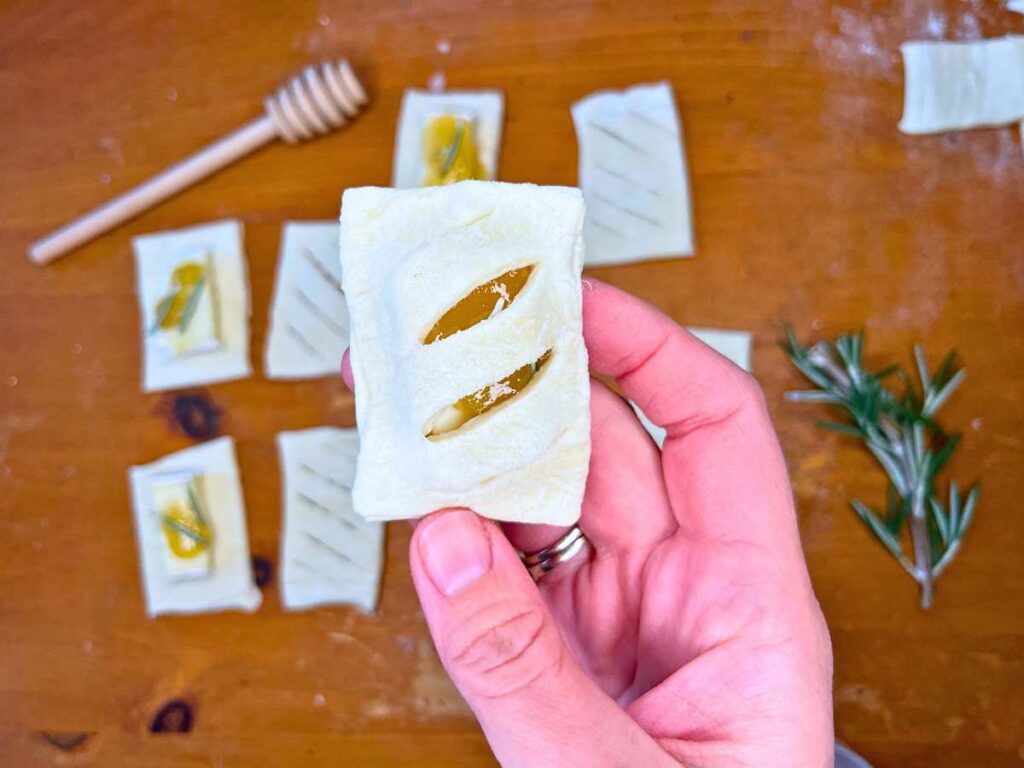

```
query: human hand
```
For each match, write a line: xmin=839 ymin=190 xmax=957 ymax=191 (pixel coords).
xmin=343 ymin=279 xmax=833 ymax=767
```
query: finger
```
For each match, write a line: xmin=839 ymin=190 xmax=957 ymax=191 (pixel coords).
xmin=411 ymin=509 xmax=673 ymax=768
xmin=578 ymin=381 xmax=676 ymax=550
xmin=582 ymin=279 xmax=799 ymax=551
xmin=341 ymin=348 xmax=354 ymax=390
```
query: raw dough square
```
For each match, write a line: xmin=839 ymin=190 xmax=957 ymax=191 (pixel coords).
xmin=340 ymin=182 xmax=590 ymax=525
xmin=899 ymin=36 xmax=1024 ymax=134
xmin=128 ymin=436 xmax=261 ymax=617
xmin=572 ymin=81 xmax=694 ymax=266
xmin=392 ymin=89 xmax=504 ymax=188
xmin=134 ymin=220 xmax=252 ymax=392
xmin=632 ymin=327 xmax=753 ymax=448
xmin=264 ymin=222 xmax=349 ymax=379
xmin=278 ymin=427 xmax=384 ymax=612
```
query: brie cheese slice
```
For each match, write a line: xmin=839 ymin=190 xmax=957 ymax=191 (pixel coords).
xmin=339 ymin=182 xmax=590 ymax=525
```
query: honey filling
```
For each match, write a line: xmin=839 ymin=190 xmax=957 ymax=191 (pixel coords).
xmin=151 ymin=262 xmax=207 ymax=334
xmin=422 ymin=115 xmax=487 ymax=186
xmin=425 ymin=351 xmax=551 ymax=437
xmin=160 ymin=486 xmax=212 ymax=560
xmin=424 ymin=266 xmax=533 ymax=344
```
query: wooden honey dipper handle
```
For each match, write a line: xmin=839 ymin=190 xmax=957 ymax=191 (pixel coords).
xmin=28 ymin=59 xmax=367 ymax=266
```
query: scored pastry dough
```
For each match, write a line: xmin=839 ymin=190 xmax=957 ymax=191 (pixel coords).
xmin=339 ymin=182 xmax=590 ymax=525
xmin=264 ymin=222 xmax=349 ymax=379
xmin=128 ymin=436 xmax=261 ymax=617
xmin=392 ymin=89 xmax=504 ymax=188
xmin=134 ymin=220 xmax=252 ymax=392
xmin=572 ymin=81 xmax=694 ymax=266
xmin=278 ymin=427 xmax=384 ymax=612
xmin=899 ymin=36 xmax=1024 ymax=134
xmin=632 ymin=327 xmax=753 ymax=449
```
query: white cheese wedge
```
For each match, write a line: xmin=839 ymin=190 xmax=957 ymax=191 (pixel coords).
xmin=128 ymin=437 xmax=261 ymax=617
xmin=392 ymin=89 xmax=504 ymax=188
xmin=264 ymin=222 xmax=349 ymax=379
xmin=632 ymin=327 xmax=753 ymax=448
xmin=277 ymin=427 xmax=384 ymax=612
xmin=150 ymin=469 xmax=213 ymax=580
xmin=572 ymin=81 xmax=694 ymax=266
xmin=899 ymin=36 xmax=1024 ymax=134
xmin=134 ymin=220 xmax=252 ymax=392
xmin=339 ymin=182 xmax=590 ymax=525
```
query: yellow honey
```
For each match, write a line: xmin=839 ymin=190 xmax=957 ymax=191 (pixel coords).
xmin=160 ymin=498 xmax=211 ymax=559
xmin=422 ymin=116 xmax=487 ymax=186
xmin=153 ymin=262 xmax=205 ymax=332
xmin=425 ymin=266 xmax=532 ymax=344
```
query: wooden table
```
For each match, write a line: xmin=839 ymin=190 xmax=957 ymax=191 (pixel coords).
xmin=2 ymin=1 xmax=1022 ymax=765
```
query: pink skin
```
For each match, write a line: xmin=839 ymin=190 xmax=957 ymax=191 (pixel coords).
xmin=342 ymin=279 xmax=833 ymax=767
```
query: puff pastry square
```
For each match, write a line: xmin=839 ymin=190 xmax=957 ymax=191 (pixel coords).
xmin=264 ymin=222 xmax=348 ymax=379
xmin=572 ymin=81 xmax=694 ymax=266
xmin=339 ymin=182 xmax=590 ymax=525
xmin=277 ymin=427 xmax=384 ymax=612
xmin=127 ymin=436 xmax=261 ymax=617
xmin=133 ymin=220 xmax=252 ymax=392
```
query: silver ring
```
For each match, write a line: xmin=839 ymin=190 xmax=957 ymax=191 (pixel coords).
xmin=518 ymin=526 xmax=589 ymax=582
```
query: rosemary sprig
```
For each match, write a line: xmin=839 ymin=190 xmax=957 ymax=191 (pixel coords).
xmin=176 ymin=275 xmax=206 ymax=333
xmin=784 ymin=328 xmax=980 ymax=609
xmin=161 ymin=514 xmax=210 ymax=547
xmin=440 ymin=119 xmax=466 ymax=176
xmin=148 ymin=295 xmax=176 ymax=335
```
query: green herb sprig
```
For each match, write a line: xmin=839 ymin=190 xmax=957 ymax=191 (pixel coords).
xmin=784 ymin=329 xmax=979 ymax=609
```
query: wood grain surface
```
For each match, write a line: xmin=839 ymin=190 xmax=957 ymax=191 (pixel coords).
xmin=2 ymin=1 xmax=1022 ymax=766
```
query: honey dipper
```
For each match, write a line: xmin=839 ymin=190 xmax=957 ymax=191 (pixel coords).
xmin=29 ymin=59 xmax=367 ymax=265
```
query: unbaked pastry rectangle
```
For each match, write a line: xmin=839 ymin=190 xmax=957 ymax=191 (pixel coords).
xmin=134 ymin=220 xmax=252 ymax=392
xmin=278 ymin=427 xmax=384 ymax=612
xmin=339 ymin=182 xmax=590 ymax=525
xmin=264 ymin=222 xmax=348 ymax=379
xmin=128 ymin=436 xmax=261 ymax=617
xmin=899 ymin=36 xmax=1024 ymax=134
xmin=572 ymin=81 xmax=694 ymax=266
xmin=392 ymin=89 xmax=504 ymax=188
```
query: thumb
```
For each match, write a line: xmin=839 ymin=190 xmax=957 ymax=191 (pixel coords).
xmin=410 ymin=509 xmax=671 ymax=768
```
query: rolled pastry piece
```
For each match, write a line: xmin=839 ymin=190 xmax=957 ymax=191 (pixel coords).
xmin=339 ymin=181 xmax=590 ymax=525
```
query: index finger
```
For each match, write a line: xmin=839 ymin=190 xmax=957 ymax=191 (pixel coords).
xmin=582 ymin=279 xmax=800 ymax=551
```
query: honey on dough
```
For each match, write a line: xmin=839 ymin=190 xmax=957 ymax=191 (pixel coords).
xmin=423 ymin=267 xmax=548 ymax=436
xmin=160 ymin=490 xmax=212 ymax=560
xmin=153 ymin=262 xmax=206 ymax=332
xmin=422 ymin=116 xmax=487 ymax=186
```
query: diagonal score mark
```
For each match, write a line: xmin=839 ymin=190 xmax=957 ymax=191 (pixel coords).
xmin=587 ymin=121 xmax=651 ymax=156
xmin=589 ymin=218 xmax=627 ymax=238
xmin=595 ymin=163 xmax=661 ymax=197
xmin=292 ymin=286 xmax=348 ymax=337
xmin=296 ymin=490 xmax=358 ymax=530
xmin=286 ymin=323 xmax=326 ymax=359
xmin=300 ymin=248 xmax=344 ymax=293
xmin=299 ymin=461 xmax=353 ymax=492
xmin=626 ymin=108 xmax=676 ymax=135
xmin=591 ymin=191 xmax=663 ymax=227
